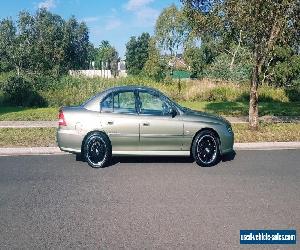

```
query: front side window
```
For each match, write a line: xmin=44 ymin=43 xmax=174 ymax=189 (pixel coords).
xmin=138 ymin=91 xmax=172 ymax=116
xmin=101 ymin=91 xmax=136 ymax=114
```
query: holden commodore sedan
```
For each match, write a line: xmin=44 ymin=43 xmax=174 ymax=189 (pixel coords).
xmin=57 ymin=85 xmax=234 ymax=168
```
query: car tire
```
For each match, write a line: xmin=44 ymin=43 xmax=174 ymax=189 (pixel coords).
xmin=192 ymin=130 xmax=220 ymax=167
xmin=83 ymin=132 xmax=112 ymax=168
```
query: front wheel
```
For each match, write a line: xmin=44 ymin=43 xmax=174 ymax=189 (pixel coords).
xmin=192 ymin=130 xmax=220 ymax=167
xmin=83 ymin=132 xmax=112 ymax=168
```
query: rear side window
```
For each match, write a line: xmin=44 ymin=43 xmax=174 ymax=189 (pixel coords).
xmin=100 ymin=91 xmax=136 ymax=114
xmin=113 ymin=91 xmax=136 ymax=113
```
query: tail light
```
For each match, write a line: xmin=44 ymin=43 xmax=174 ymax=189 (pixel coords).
xmin=58 ymin=111 xmax=67 ymax=126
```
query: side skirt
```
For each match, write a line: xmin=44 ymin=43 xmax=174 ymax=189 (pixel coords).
xmin=112 ymin=151 xmax=190 ymax=156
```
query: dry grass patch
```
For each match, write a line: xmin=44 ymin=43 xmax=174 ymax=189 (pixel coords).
xmin=0 ymin=128 xmax=56 ymax=147
xmin=233 ymin=123 xmax=300 ymax=143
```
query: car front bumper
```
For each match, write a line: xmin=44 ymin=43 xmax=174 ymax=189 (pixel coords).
xmin=219 ymin=130 xmax=234 ymax=155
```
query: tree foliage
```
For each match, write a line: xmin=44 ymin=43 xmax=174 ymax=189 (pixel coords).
xmin=0 ymin=19 xmax=16 ymax=72
xmin=155 ymin=4 xmax=190 ymax=55
xmin=95 ymin=40 xmax=119 ymax=77
xmin=125 ymin=32 xmax=150 ymax=75
xmin=143 ymin=38 xmax=166 ymax=81
xmin=0 ymin=8 xmax=90 ymax=76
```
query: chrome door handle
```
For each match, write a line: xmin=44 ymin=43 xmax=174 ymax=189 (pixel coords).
xmin=107 ymin=121 xmax=114 ymax=125
xmin=143 ymin=122 xmax=150 ymax=126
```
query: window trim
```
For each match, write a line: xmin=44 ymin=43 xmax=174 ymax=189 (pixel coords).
xmin=100 ymin=92 xmax=113 ymax=113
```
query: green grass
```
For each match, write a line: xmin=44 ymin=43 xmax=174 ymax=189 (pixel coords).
xmin=0 ymin=123 xmax=299 ymax=147
xmin=0 ymin=107 xmax=58 ymax=121
xmin=179 ymin=101 xmax=300 ymax=116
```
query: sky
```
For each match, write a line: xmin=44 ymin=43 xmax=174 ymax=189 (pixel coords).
xmin=0 ymin=0 xmax=179 ymax=58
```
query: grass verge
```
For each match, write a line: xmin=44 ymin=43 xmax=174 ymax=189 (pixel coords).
xmin=233 ymin=123 xmax=300 ymax=143
xmin=0 ymin=128 xmax=56 ymax=147
xmin=0 ymin=107 xmax=58 ymax=121
xmin=0 ymin=124 xmax=299 ymax=148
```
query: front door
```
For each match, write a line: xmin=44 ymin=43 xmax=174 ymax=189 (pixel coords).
xmin=137 ymin=90 xmax=184 ymax=151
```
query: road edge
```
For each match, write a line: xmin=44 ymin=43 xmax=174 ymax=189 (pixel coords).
xmin=0 ymin=142 xmax=299 ymax=156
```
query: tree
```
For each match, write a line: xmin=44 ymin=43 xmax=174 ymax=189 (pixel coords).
xmin=182 ymin=0 xmax=300 ymax=129
xmin=87 ymin=42 xmax=96 ymax=69
xmin=183 ymin=34 xmax=221 ymax=78
xmin=183 ymin=43 xmax=205 ymax=78
xmin=0 ymin=19 xmax=17 ymax=72
xmin=143 ymin=38 xmax=166 ymax=81
xmin=95 ymin=41 xmax=115 ymax=69
xmin=63 ymin=16 xmax=90 ymax=71
xmin=155 ymin=4 xmax=189 ymax=56
xmin=110 ymin=48 xmax=119 ymax=78
xmin=0 ymin=13 xmax=37 ymax=75
xmin=125 ymin=32 xmax=150 ymax=75
xmin=0 ymin=9 xmax=91 ymax=76
xmin=136 ymin=33 xmax=151 ymax=72
xmin=94 ymin=40 xmax=119 ymax=76
xmin=125 ymin=36 xmax=138 ymax=75
xmin=95 ymin=40 xmax=110 ymax=69
xmin=34 ymin=9 xmax=66 ymax=75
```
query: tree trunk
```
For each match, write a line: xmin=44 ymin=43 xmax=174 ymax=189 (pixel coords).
xmin=230 ymin=30 xmax=242 ymax=71
xmin=249 ymin=63 xmax=259 ymax=130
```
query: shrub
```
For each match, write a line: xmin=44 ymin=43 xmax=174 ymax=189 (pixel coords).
xmin=285 ymin=81 xmax=300 ymax=102
xmin=259 ymin=85 xmax=289 ymax=102
xmin=1 ymin=75 xmax=46 ymax=107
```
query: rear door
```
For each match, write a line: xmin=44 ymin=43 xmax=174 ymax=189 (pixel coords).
xmin=100 ymin=90 xmax=139 ymax=151
xmin=137 ymin=90 xmax=184 ymax=151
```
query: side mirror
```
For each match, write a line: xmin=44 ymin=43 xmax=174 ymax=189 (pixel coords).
xmin=169 ymin=107 xmax=177 ymax=118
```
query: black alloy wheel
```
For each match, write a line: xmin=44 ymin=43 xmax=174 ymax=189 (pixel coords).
xmin=83 ymin=132 xmax=111 ymax=168
xmin=192 ymin=130 xmax=220 ymax=167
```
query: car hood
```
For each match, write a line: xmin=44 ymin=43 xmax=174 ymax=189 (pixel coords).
xmin=181 ymin=107 xmax=230 ymax=125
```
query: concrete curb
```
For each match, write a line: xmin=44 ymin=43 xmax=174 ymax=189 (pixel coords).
xmin=0 ymin=121 xmax=57 ymax=128
xmin=234 ymin=142 xmax=300 ymax=150
xmin=0 ymin=142 xmax=299 ymax=156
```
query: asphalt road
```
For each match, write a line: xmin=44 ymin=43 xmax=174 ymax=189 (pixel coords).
xmin=0 ymin=150 xmax=299 ymax=249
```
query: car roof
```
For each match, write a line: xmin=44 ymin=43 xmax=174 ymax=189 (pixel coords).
xmin=103 ymin=85 xmax=161 ymax=94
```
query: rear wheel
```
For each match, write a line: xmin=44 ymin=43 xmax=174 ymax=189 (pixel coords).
xmin=83 ymin=132 xmax=111 ymax=168
xmin=192 ymin=130 xmax=220 ymax=167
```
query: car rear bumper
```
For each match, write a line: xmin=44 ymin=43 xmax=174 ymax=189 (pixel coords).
xmin=56 ymin=129 xmax=82 ymax=154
